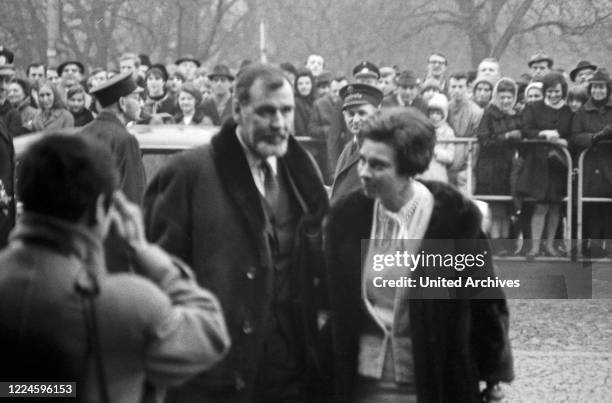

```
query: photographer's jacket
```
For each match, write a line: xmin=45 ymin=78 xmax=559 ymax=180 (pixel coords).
xmin=0 ymin=213 xmax=230 ymax=402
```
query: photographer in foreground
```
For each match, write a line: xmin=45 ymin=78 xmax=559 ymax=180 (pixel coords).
xmin=0 ymin=134 xmax=230 ymax=402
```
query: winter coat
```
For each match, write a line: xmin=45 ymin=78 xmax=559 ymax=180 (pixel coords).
xmin=71 ymin=107 xmax=94 ymax=127
xmin=295 ymin=96 xmax=314 ymax=137
xmin=476 ymin=104 xmax=522 ymax=195
xmin=32 ymin=108 xmax=74 ymax=131
xmin=0 ymin=99 xmax=23 ymax=137
xmin=516 ymin=101 xmax=572 ymax=202
xmin=308 ymin=93 xmax=348 ymax=184
xmin=570 ymin=97 xmax=612 ymax=197
xmin=419 ymin=122 xmax=455 ymax=183
xmin=419 ymin=93 xmax=455 ymax=183
xmin=200 ymin=97 xmax=233 ymax=126
xmin=0 ymin=213 xmax=230 ymax=403
xmin=381 ymin=93 xmax=429 ymax=115
xmin=144 ymin=119 xmax=330 ymax=402
xmin=0 ymin=119 xmax=14 ymax=247
xmin=325 ymin=183 xmax=513 ymax=403
xmin=80 ymin=111 xmax=148 ymax=273
xmin=15 ymin=98 xmax=38 ymax=134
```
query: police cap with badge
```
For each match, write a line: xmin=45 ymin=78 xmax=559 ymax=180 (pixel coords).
xmin=90 ymin=71 xmax=143 ymax=108
xmin=339 ymin=83 xmax=383 ymax=110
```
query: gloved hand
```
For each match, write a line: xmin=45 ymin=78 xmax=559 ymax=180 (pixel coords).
xmin=504 ymin=130 xmax=522 ymax=140
xmin=592 ymin=125 xmax=612 ymax=144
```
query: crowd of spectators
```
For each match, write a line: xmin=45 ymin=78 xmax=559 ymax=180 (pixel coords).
xmin=0 ymin=46 xmax=611 ymax=257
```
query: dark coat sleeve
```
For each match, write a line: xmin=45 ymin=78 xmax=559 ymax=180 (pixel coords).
xmin=521 ymin=103 xmax=541 ymax=139
xmin=4 ymin=108 xmax=24 ymax=137
xmin=571 ymin=108 xmax=596 ymax=148
xmin=144 ymin=152 xmax=195 ymax=265
xmin=115 ymin=134 xmax=147 ymax=204
xmin=0 ymin=122 xmax=15 ymax=247
xmin=308 ymin=97 xmax=333 ymax=140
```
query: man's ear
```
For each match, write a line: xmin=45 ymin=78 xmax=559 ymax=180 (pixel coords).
xmin=118 ymin=96 xmax=126 ymax=113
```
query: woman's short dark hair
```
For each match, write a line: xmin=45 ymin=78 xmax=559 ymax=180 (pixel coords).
xmin=66 ymin=85 xmax=86 ymax=100
xmin=541 ymin=72 xmax=568 ymax=98
xmin=361 ymin=107 xmax=435 ymax=178
xmin=18 ymin=134 xmax=118 ymax=223
xmin=10 ymin=78 xmax=31 ymax=97
xmin=567 ymin=85 xmax=589 ymax=104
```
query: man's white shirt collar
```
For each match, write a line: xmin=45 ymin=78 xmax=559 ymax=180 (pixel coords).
xmin=236 ymin=127 xmax=277 ymax=196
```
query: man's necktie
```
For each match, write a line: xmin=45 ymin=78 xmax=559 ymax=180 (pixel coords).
xmin=350 ymin=139 xmax=359 ymax=155
xmin=260 ymin=159 xmax=279 ymax=208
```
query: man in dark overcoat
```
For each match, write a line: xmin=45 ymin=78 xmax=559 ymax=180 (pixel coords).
xmin=81 ymin=71 xmax=147 ymax=271
xmin=144 ymin=63 xmax=330 ymax=402
xmin=330 ymin=83 xmax=383 ymax=203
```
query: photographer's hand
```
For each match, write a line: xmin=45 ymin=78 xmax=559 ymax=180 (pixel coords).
xmin=111 ymin=191 xmax=174 ymax=279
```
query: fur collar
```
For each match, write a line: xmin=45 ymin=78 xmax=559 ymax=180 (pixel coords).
xmin=329 ymin=180 xmax=483 ymax=240
xmin=211 ymin=119 xmax=329 ymax=234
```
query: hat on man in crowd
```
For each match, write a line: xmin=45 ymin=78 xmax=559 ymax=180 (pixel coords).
xmin=527 ymin=52 xmax=553 ymax=68
xmin=90 ymin=71 xmax=143 ymax=108
xmin=0 ymin=46 xmax=14 ymax=65
xmin=589 ymin=68 xmax=611 ymax=84
xmin=0 ymin=64 xmax=16 ymax=77
xmin=352 ymin=61 xmax=380 ymax=80
xmin=570 ymin=60 xmax=598 ymax=82
xmin=146 ymin=63 xmax=169 ymax=82
xmin=339 ymin=83 xmax=383 ymax=110
xmin=139 ymin=54 xmax=152 ymax=68
xmin=57 ymin=60 xmax=86 ymax=76
xmin=208 ymin=64 xmax=234 ymax=81
xmin=379 ymin=66 xmax=396 ymax=78
xmin=316 ymin=71 xmax=333 ymax=86
xmin=175 ymin=55 xmax=201 ymax=67
xmin=397 ymin=70 xmax=419 ymax=87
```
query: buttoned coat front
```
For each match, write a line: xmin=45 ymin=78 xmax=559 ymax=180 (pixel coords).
xmin=144 ymin=119 xmax=330 ymax=402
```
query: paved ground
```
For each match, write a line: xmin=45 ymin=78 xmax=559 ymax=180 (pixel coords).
xmin=495 ymin=259 xmax=612 ymax=402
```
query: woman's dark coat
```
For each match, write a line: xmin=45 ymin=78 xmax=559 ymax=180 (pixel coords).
xmin=325 ymin=183 xmax=513 ymax=403
xmin=571 ymin=97 xmax=612 ymax=197
xmin=476 ymin=104 xmax=522 ymax=195
xmin=294 ymin=96 xmax=314 ymax=137
xmin=70 ymin=107 xmax=94 ymax=127
xmin=516 ymin=101 xmax=572 ymax=202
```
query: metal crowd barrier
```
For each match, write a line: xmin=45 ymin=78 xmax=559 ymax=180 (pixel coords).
xmin=437 ymin=138 xmax=574 ymax=261
xmin=576 ymin=141 xmax=612 ymax=260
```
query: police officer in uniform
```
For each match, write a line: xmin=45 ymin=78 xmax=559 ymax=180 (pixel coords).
xmin=331 ymin=83 xmax=383 ymax=203
xmin=81 ymin=71 xmax=147 ymax=271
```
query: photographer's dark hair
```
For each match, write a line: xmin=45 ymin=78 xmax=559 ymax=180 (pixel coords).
xmin=361 ymin=107 xmax=435 ymax=177
xmin=18 ymin=134 xmax=118 ymax=223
